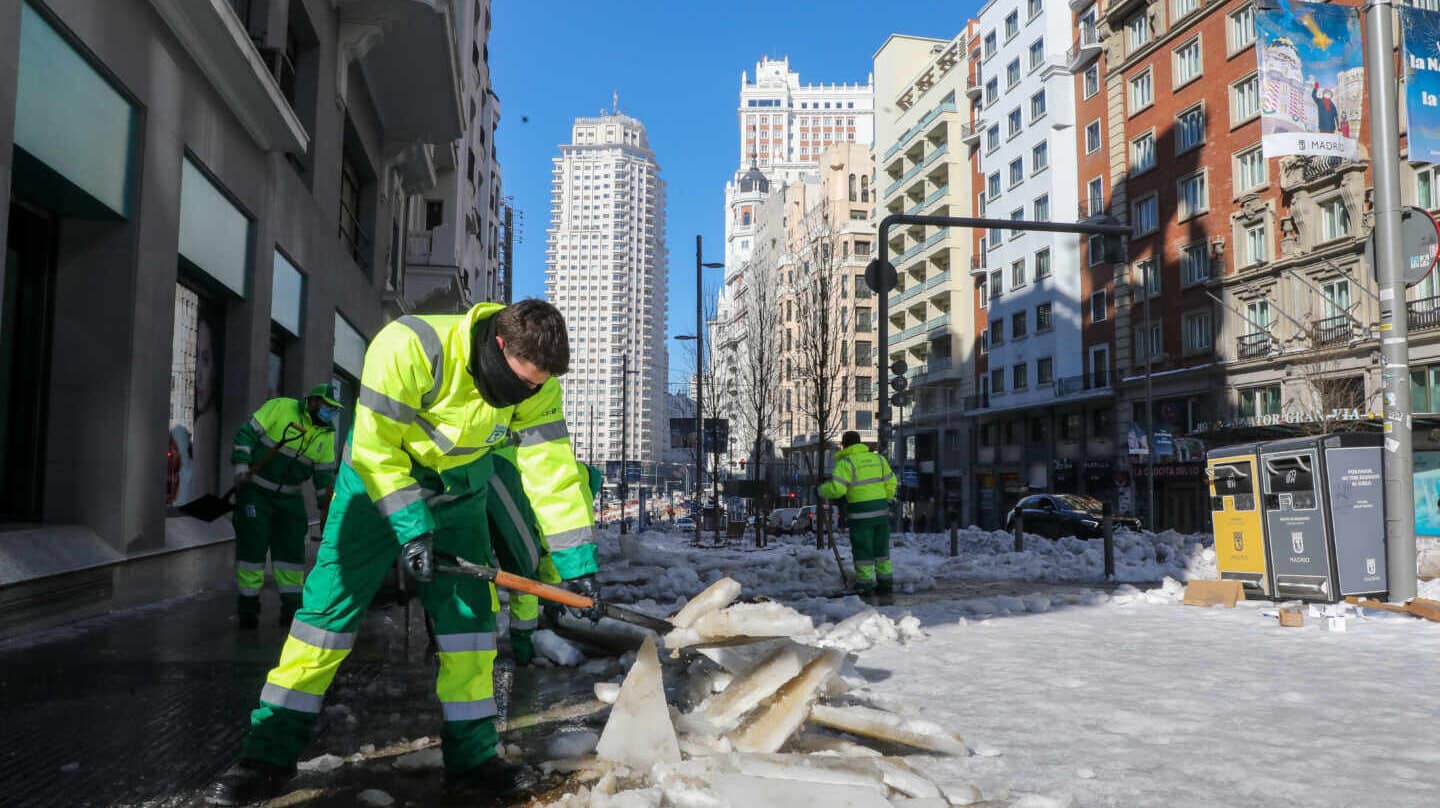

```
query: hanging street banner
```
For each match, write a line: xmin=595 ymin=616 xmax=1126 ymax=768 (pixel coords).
xmin=1402 ymin=6 xmax=1440 ymax=164
xmin=1255 ymin=1 xmax=1363 ymax=160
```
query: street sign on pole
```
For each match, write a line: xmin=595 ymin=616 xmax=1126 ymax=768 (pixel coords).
xmin=1365 ymin=205 xmax=1440 ymax=287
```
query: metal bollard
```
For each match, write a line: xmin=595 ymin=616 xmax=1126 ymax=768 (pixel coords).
xmin=1102 ymin=502 xmax=1116 ymax=580
xmin=949 ymin=521 xmax=958 ymax=557
xmin=1013 ymin=510 xmax=1024 ymax=553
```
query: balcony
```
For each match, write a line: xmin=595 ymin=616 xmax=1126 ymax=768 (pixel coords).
xmin=1312 ymin=314 xmax=1354 ymax=346
xmin=1237 ymin=332 xmax=1274 ymax=359
xmin=969 ymin=255 xmax=987 ymax=276
xmin=965 ymin=76 xmax=983 ymax=99
xmin=1066 ymin=26 xmax=1102 ymax=72
xmin=1279 ymin=155 xmax=1363 ymax=192
xmin=882 ymin=100 xmax=959 ymax=162
xmin=908 ymin=185 xmax=950 ymax=215
xmin=1410 ymin=296 xmax=1440 ymax=332
xmin=334 ymin=0 xmax=464 ymax=144
xmin=1078 ymin=199 xmax=1109 ymax=220
xmin=960 ymin=122 xmax=983 ymax=147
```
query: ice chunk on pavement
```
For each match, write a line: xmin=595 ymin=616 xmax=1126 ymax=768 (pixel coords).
xmin=712 ymin=773 xmax=890 ymax=808
xmin=783 ymin=731 xmax=883 ymax=758
xmin=667 ymin=603 xmax=815 ymax=649
xmin=896 ymin=615 xmax=925 ymax=641
xmin=729 ymin=753 xmax=885 ymax=789
xmin=939 ymin=782 xmax=984 ymax=805
xmin=297 ymin=753 xmax=345 ymax=773
xmin=892 ymin=800 xmax=950 ymax=808
xmin=556 ymin=613 xmax=655 ymax=653
xmin=876 ymin=759 xmax=942 ymax=799
xmin=819 ymin=610 xmax=900 ymax=653
xmin=534 ymin=629 xmax=587 ymax=667
xmin=694 ymin=637 xmax=814 ymax=676
xmin=702 ymin=646 xmax=809 ymax=730
xmin=595 ymin=787 xmax=664 ymax=808
xmin=671 ymin=577 xmax=743 ymax=628
xmin=356 ymin=789 xmax=395 ymax=807
xmin=393 ymin=747 xmax=444 ymax=771
xmin=547 ymin=730 xmax=600 ymax=760
xmin=594 ymin=681 xmax=621 ymax=704
xmin=596 ymin=636 xmax=681 ymax=768
xmin=730 ymin=650 xmax=844 ymax=753
xmin=808 ymin=704 xmax=969 ymax=756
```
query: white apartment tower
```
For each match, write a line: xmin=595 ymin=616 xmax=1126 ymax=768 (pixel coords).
xmin=546 ymin=110 xmax=669 ymax=471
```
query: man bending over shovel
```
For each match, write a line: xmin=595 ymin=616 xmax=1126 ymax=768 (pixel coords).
xmin=207 ymin=300 xmax=599 ymax=805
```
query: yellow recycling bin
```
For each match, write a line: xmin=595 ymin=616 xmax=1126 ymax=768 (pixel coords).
xmin=1207 ymin=443 xmax=1272 ymax=599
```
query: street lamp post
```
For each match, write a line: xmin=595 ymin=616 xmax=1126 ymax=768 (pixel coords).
xmin=679 ymin=234 xmax=724 ymax=545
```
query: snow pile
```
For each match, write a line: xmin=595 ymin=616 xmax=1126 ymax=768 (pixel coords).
xmin=1419 ymin=577 xmax=1440 ymax=600
xmin=818 ymin=610 xmax=925 ymax=653
xmin=914 ymin=528 xmax=1214 ymax=585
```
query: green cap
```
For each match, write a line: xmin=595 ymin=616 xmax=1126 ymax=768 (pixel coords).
xmin=307 ymin=383 xmax=342 ymax=407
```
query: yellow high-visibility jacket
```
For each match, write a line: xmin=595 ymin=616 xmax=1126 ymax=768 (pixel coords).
xmin=348 ymin=303 xmax=597 ymax=578
xmin=818 ymin=443 xmax=897 ymax=522
xmin=231 ymin=397 xmax=336 ymax=504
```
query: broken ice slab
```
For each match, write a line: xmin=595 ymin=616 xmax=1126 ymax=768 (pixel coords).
xmin=727 ymin=752 xmax=886 ymax=789
xmin=701 ymin=646 xmax=809 ymax=731
xmin=782 ymin=730 xmax=884 ymax=758
xmin=596 ymin=636 xmax=682 ymax=768
xmin=534 ymin=629 xmax=587 ymax=666
xmin=670 ymin=577 xmax=743 ymax=628
xmin=730 ymin=650 xmax=844 ymax=754
xmin=594 ymin=681 xmax=621 ymax=704
xmin=808 ymin=703 xmax=970 ymax=756
xmin=554 ymin=612 xmax=656 ymax=654
xmin=711 ymin=773 xmax=891 ymax=808
xmin=876 ymin=758 xmax=943 ymax=799
xmin=664 ymin=602 xmax=816 ymax=649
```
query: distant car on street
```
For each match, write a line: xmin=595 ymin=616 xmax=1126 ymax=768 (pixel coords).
xmin=767 ymin=507 xmax=802 ymax=534
xmin=675 ymin=516 xmax=696 ymax=531
xmin=795 ymin=504 xmax=840 ymax=533
xmin=1003 ymin=494 xmax=1141 ymax=539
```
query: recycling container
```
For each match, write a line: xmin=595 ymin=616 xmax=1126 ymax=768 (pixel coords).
xmin=1207 ymin=443 xmax=1272 ymax=599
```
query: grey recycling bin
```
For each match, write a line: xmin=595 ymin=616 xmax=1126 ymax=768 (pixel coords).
xmin=1257 ymin=433 xmax=1387 ymax=602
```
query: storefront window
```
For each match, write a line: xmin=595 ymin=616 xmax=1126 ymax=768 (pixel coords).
xmin=168 ymin=284 xmax=224 ymax=507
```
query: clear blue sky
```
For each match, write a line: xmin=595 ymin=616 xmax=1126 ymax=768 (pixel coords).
xmin=490 ymin=1 xmax=965 ymax=388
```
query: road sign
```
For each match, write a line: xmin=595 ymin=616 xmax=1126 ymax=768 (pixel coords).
xmin=902 ymin=470 xmax=920 ymax=487
xmin=865 ymin=259 xmax=898 ymax=294
xmin=1365 ymin=205 xmax=1440 ymax=287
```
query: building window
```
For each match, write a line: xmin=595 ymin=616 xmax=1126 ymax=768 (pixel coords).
xmin=988 ymin=172 xmax=1001 ymax=200
xmin=1235 ymin=147 xmax=1267 ymax=192
xmin=1012 ymin=310 xmax=1028 ymax=339
xmin=1130 ymin=69 xmax=1154 ymax=112
xmin=978 ymin=272 xmax=989 ymax=307
xmin=1181 ymin=241 xmax=1211 ymax=285
xmin=1178 ymin=171 xmax=1207 ymax=219
xmin=1244 ymin=222 xmax=1269 ymax=265
xmin=1417 ymin=165 xmax=1440 ymax=209
xmin=1177 ymin=105 xmax=1206 ymax=153
xmin=1136 ymin=257 xmax=1161 ymax=297
xmin=1247 ymin=299 xmax=1272 ymax=334
xmin=856 ymin=340 xmax=872 ymax=365
xmin=1013 ymin=364 xmax=1029 ymax=391
xmin=990 ymin=319 xmax=1005 ymax=347
xmin=1321 ymin=197 xmax=1352 ymax=241
xmin=1083 ymin=64 xmax=1100 ymax=99
xmin=1085 ymin=120 xmax=1102 ymax=153
xmin=1008 ymin=107 xmax=1023 ymax=137
xmin=1032 ymin=141 xmax=1049 ymax=172
xmin=1029 ymin=0 xmax=1043 ymax=18
xmin=1037 ymin=301 xmax=1053 ymax=331
xmin=1091 ymin=346 xmax=1111 ymax=388
xmin=1088 ymin=233 xmax=1106 ymax=266
xmin=1009 ymin=158 xmax=1024 ymax=187
xmin=1183 ymin=309 xmax=1214 ymax=353
xmin=985 ymin=78 xmax=999 ymax=106
xmin=1007 ymin=59 xmax=1022 ymax=88
xmin=1174 ymin=38 xmax=1203 ymax=86
xmin=1239 ymin=384 xmax=1282 ymax=417
xmin=1012 ymin=258 xmax=1027 ymax=289
xmin=1133 ymin=194 xmax=1159 ymax=235
xmin=1010 ymin=208 xmax=1024 ymax=239
xmin=990 ymin=270 xmax=1004 ymax=302
xmin=1006 ymin=10 xmax=1019 ymax=39
xmin=1175 ymin=0 xmax=1201 ymax=18
xmin=991 ymin=368 xmax=1006 ymax=394
xmin=1126 ymin=133 xmax=1155 ymax=180
xmin=1127 ymin=13 xmax=1152 ymax=53
xmin=1134 ymin=321 xmax=1163 ymax=363
xmin=1090 ymin=290 xmax=1109 ymax=323
xmin=1231 ymin=74 xmax=1260 ymax=125
xmin=1029 ymin=39 xmax=1045 ymax=69
xmin=1031 ymin=90 xmax=1047 ymax=121
xmin=1087 ymin=177 xmax=1105 ymax=214
xmin=987 ymin=125 xmax=1001 ymax=152
xmin=1229 ymin=5 xmax=1257 ymax=53
xmin=1035 ymin=248 xmax=1051 ymax=279
xmin=1033 ymin=194 xmax=1051 ymax=222
xmin=1037 ymin=357 xmax=1054 ymax=385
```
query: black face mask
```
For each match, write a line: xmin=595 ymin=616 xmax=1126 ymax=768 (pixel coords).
xmin=470 ymin=318 xmax=538 ymax=409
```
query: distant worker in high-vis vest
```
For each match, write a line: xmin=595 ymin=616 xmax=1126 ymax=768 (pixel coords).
xmin=819 ymin=431 xmax=898 ymax=595
xmin=230 ymin=384 xmax=340 ymax=628
xmin=207 ymin=300 xmax=597 ymax=805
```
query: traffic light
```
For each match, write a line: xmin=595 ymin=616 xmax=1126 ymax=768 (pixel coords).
xmin=889 ymin=359 xmax=908 ymax=377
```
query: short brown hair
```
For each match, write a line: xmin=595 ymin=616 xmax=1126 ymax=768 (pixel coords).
xmin=495 ymin=299 xmax=570 ymax=375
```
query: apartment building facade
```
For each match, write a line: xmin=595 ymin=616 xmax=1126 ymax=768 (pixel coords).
xmin=0 ymin=0 xmax=466 ymax=634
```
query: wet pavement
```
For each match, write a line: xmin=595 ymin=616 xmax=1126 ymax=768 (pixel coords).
xmin=0 ymin=590 xmax=606 ymax=808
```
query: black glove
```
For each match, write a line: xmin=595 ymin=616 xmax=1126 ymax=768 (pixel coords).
xmin=401 ymin=534 xmax=434 ymax=583
xmin=544 ymin=574 xmax=602 ymax=624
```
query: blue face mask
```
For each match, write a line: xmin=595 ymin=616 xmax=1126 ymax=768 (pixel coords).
xmin=317 ymin=405 xmax=338 ymax=426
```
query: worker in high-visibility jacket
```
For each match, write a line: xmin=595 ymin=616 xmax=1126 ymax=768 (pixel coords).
xmin=486 ymin=440 xmax=604 ymax=664
xmin=818 ymin=430 xmax=898 ymax=595
xmin=207 ymin=300 xmax=596 ymax=806
xmin=230 ymin=384 xmax=339 ymax=628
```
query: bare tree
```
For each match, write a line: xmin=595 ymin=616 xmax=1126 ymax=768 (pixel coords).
xmin=738 ymin=255 xmax=782 ymax=547
xmin=1284 ymin=350 xmax=1380 ymax=436
xmin=791 ymin=204 xmax=847 ymax=548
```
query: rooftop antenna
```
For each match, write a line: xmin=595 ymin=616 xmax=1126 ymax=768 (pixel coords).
xmin=612 ymin=90 xmax=618 ymax=114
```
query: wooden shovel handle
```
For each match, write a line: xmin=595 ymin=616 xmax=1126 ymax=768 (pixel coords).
xmin=491 ymin=569 xmax=595 ymax=609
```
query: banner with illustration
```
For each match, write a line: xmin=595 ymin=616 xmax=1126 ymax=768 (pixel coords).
xmin=1255 ymin=1 xmax=1363 ymax=160
xmin=1402 ymin=6 xmax=1440 ymax=163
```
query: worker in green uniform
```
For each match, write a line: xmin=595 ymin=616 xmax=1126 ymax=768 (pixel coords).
xmin=206 ymin=300 xmax=597 ymax=805
xmin=230 ymin=384 xmax=339 ymax=628
xmin=485 ymin=440 xmax=605 ymax=664
xmin=819 ymin=431 xmax=898 ymax=595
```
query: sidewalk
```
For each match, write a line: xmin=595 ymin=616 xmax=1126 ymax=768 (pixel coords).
xmin=0 ymin=590 xmax=603 ymax=807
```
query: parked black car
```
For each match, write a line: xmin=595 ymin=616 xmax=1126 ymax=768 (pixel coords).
xmin=1003 ymin=494 xmax=1141 ymax=539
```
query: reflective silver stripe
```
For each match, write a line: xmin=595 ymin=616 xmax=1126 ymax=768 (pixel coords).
xmin=545 ymin=525 xmax=593 ymax=550
xmin=260 ymin=682 xmax=324 ymax=713
xmin=342 ymin=442 xmax=354 ymax=465
xmin=441 ymin=698 xmax=498 ymax=722
xmin=851 ymin=476 xmax=889 ymax=487
xmin=509 ymin=617 xmax=539 ymax=631
xmin=359 ymin=385 xmax=417 ymax=424
xmin=288 ymin=621 xmax=357 ymax=651
xmin=397 ymin=316 xmax=445 ymax=408
xmin=234 ymin=447 xmax=253 ymax=458
xmin=515 ymin=420 xmax=569 ymax=447
xmin=236 ymin=561 xmax=266 ymax=570
xmin=273 ymin=561 xmax=306 ymax=572
xmin=435 ymin=632 xmax=498 ymax=653
xmin=315 ymin=462 xmax=338 ymax=472
xmin=375 ymin=484 xmax=423 ymax=517
xmin=847 ymin=510 xmax=889 ymax=521
xmin=238 ymin=587 xmax=261 ymax=596
xmin=426 ymin=492 xmax=466 ymax=507
xmin=415 ymin=417 xmax=484 ymax=456
xmin=248 ymin=416 xmax=265 ymax=434
xmin=251 ymin=477 xmax=304 ymax=495
xmin=489 ymin=477 xmax=540 ymax=571
xmin=278 ymin=584 xmax=304 ymax=593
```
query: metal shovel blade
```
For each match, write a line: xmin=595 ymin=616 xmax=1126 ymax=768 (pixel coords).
xmin=176 ymin=491 xmax=235 ymax=522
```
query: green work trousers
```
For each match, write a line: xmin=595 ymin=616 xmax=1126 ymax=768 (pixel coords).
xmin=240 ymin=456 xmax=502 ymax=774
xmin=847 ymin=517 xmax=893 ymax=593
xmin=233 ymin=484 xmax=309 ymax=615
xmin=485 ymin=454 xmax=555 ymax=664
